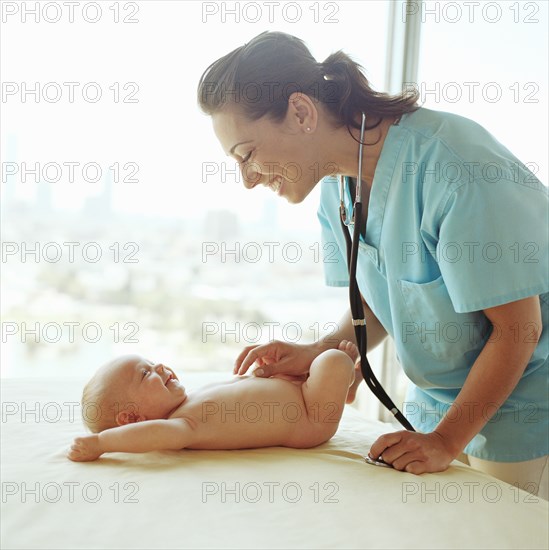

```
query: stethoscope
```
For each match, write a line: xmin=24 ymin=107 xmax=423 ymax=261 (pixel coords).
xmin=339 ymin=112 xmax=415 ymax=467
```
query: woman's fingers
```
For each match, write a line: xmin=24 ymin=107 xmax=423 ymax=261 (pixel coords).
xmin=68 ymin=446 xmax=82 ymax=461
xmin=233 ymin=345 xmax=260 ymax=374
xmin=233 ymin=340 xmax=314 ymax=377
xmin=368 ymin=431 xmax=404 ymax=461
xmin=251 ymin=357 xmax=290 ymax=378
xmin=236 ymin=344 xmax=275 ymax=375
xmin=391 ymin=452 xmax=424 ymax=472
xmin=369 ymin=431 xmax=455 ymax=474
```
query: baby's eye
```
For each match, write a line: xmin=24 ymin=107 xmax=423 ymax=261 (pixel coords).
xmin=242 ymin=151 xmax=253 ymax=164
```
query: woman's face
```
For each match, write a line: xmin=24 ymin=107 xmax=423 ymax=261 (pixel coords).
xmin=211 ymin=97 xmax=326 ymax=204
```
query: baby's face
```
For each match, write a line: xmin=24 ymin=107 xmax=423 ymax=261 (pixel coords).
xmin=107 ymin=355 xmax=187 ymax=423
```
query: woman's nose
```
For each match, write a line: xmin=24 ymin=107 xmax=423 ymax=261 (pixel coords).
xmin=154 ymin=364 xmax=165 ymax=374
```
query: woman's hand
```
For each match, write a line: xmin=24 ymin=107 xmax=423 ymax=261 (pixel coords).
xmin=68 ymin=435 xmax=103 ymax=462
xmin=368 ymin=430 xmax=458 ymax=474
xmin=233 ymin=340 xmax=325 ymax=378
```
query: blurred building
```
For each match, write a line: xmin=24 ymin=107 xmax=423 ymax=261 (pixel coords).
xmin=202 ymin=208 xmax=240 ymax=241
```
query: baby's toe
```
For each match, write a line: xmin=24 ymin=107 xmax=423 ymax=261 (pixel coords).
xmin=338 ymin=340 xmax=360 ymax=363
xmin=338 ymin=339 xmax=351 ymax=351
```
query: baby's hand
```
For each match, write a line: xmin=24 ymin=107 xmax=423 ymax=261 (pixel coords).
xmin=68 ymin=434 xmax=103 ymax=462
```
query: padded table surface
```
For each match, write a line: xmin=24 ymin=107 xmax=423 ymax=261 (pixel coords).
xmin=1 ymin=374 xmax=547 ymax=549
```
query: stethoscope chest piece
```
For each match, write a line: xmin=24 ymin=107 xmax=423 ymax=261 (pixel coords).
xmin=364 ymin=455 xmax=393 ymax=468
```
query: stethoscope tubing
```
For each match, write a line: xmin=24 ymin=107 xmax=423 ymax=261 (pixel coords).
xmin=340 ymin=113 xmax=415 ymax=433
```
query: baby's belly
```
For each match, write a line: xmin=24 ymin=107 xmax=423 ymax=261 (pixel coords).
xmin=182 ymin=376 xmax=314 ymax=450
xmin=270 ymin=373 xmax=307 ymax=385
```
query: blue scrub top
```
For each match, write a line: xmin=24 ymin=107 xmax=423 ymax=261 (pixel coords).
xmin=318 ymin=107 xmax=548 ymax=461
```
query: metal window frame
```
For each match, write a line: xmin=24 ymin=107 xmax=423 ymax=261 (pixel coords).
xmin=385 ymin=0 xmax=423 ymax=94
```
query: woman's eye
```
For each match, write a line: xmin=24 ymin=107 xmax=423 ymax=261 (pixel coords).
xmin=142 ymin=370 xmax=148 ymax=378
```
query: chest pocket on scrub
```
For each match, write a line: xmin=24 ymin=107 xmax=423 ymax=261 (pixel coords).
xmin=398 ymin=275 xmax=490 ymax=361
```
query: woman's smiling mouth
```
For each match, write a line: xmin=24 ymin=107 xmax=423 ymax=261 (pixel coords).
xmin=269 ymin=177 xmax=284 ymax=194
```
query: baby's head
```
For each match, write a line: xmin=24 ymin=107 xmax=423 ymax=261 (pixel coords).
xmin=81 ymin=355 xmax=186 ymax=433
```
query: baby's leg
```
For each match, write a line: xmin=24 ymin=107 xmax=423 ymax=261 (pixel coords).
xmin=299 ymin=341 xmax=357 ymax=444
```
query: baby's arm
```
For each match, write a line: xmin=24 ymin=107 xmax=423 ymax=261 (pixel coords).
xmin=68 ymin=418 xmax=196 ymax=462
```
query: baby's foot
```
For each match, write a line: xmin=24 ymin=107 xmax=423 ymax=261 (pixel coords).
xmin=338 ymin=340 xmax=362 ymax=403
xmin=338 ymin=339 xmax=360 ymax=364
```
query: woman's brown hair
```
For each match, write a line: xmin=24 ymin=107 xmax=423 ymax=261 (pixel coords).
xmin=197 ymin=31 xmax=420 ymax=143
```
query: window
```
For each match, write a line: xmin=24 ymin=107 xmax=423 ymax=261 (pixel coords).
xmin=416 ymin=0 xmax=547 ymax=183
xmin=1 ymin=1 xmax=390 ymax=379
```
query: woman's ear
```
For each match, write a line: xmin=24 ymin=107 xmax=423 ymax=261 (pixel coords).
xmin=286 ymin=91 xmax=317 ymax=131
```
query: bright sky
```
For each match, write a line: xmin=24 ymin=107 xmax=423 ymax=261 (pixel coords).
xmin=2 ymin=0 xmax=547 ymax=230
xmin=1 ymin=1 xmax=389 ymax=232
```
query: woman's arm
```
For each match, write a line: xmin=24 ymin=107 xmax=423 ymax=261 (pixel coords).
xmin=314 ymin=297 xmax=388 ymax=354
xmin=433 ymin=295 xmax=542 ymax=455
xmin=234 ymin=297 xmax=388 ymax=378
xmin=68 ymin=418 xmax=196 ymax=461
xmin=369 ymin=295 xmax=542 ymax=473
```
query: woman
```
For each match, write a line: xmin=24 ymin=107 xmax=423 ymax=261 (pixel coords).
xmin=197 ymin=31 xmax=548 ymax=498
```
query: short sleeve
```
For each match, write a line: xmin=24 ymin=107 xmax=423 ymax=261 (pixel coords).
xmin=436 ymin=177 xmax=549 ymax=313
xmin=317 ymin=182 xmax=349 ymax=287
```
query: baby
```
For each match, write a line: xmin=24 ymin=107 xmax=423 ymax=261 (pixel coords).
xmin=68 ymin=341 xmax=358 ymax=462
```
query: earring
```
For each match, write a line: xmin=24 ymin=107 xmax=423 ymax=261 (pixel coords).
xmin=306 ymin=127 xmax=311 ymax=132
